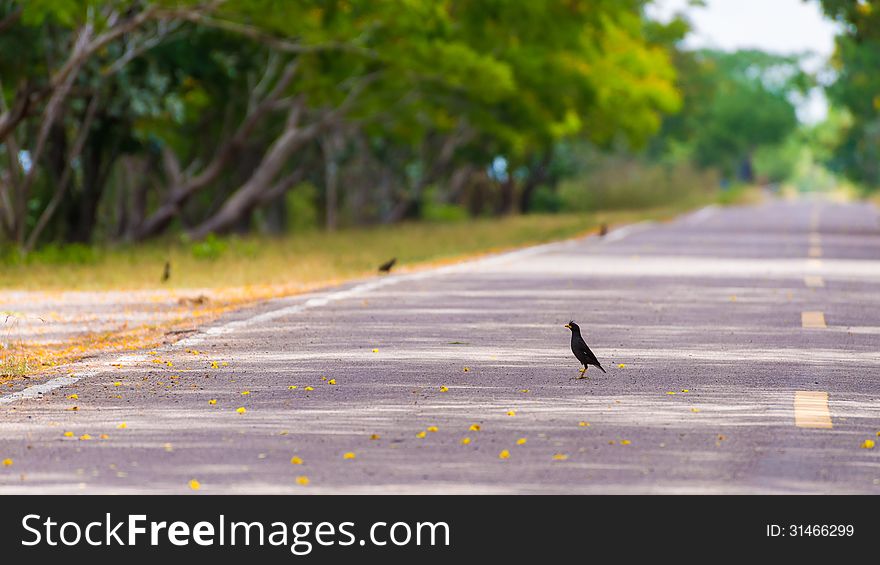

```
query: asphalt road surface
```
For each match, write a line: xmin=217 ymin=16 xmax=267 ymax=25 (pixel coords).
xmin=1 ymin=197 xmax=879 ymax=494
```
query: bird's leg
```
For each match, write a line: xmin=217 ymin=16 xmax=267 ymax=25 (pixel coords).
xmin=577 ymin=366 xmax=589 ymax=380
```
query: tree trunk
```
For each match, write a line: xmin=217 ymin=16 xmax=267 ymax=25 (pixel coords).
xmin=518 ymin=150 xmax=553 ymax=213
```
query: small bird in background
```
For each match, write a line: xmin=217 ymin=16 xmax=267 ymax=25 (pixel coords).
xmin=378 ymin=257 xmax=396 ymax=274
xmin=598 ymin=223 xmax=608 ymax=237
xmin=161 ymin=260 xmax=171 ymax=283
xmin=564 ymin=320 xmax=606 ymax=378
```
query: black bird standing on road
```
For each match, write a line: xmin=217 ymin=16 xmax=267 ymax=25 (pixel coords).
xmin=565 ymin=320 xmax=606 ymax=377
xmin=161 ymin=260 xmax=171 ymax=283
xmin=378 ymin=257 xmax=396 ymax=273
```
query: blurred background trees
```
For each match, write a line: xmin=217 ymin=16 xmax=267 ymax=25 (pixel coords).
xmin=0 ymin=0 xmax=873 ymax=254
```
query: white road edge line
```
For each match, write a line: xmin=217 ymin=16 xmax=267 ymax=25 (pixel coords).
xmin=1 ymin=220 xmax=658 ymax=405
xmin=683 ymin=204 xmax=719 ymax=225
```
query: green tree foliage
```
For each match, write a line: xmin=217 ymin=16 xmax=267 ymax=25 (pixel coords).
xmin=0 ymin=0 xmax=682 ymax=251
xmin=818 ymin=0 xmax=880 ymax=188
xmin=655 ymin=49 xmax=804 ymax=181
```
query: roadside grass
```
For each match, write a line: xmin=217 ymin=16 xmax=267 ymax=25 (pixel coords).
xmin=3 ymin=201 xmax=716 ymax=292
xmin=2 ymin=193 xmax=747 ymax=381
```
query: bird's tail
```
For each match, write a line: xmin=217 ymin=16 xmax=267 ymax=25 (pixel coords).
xmin=597 ymin=363 xmax=607 ymax=374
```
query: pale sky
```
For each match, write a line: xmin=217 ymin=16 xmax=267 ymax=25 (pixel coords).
xmin=647 ymin=0 xmax=841 ymax=123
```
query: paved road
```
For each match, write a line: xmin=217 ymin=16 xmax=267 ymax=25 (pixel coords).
xmin=1 ymin=197 xmax=879 ymax=493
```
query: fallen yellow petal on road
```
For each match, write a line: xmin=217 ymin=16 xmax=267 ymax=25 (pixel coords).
xmin=469 ymin=424 xmax=481 ymax=431
xmin=236 ymin=407 xmax=246 ymax=414
xmin=2 ymin=458 xmax=12 ymax=467
xmin=861 ymin=439 xmax=875 ymax=449
xmin=296 ymin=476 xmax=309 ymax=486
xmin=498 ymin=449 xmax=510 ymax=460
xmin=516 ymin=438 xmax=527 ymax=445
xmin=290 ymin=456 xmax=303 ymax=465
xmin=343 ymin=452 xmax=356 ymax=460
xmin=189 ymin=479 xmax=201 ymax=490
xmin=552 ymin=453 xmax=568 ymax=461
xmin=460 ymin=437 xmax=471 ymax=445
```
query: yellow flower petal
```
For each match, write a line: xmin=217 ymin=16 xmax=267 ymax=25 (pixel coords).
xmin=416 ymin=431 xmax=426 ymax=439
xmin=63 ymin=431 xmax=74 ymax=437
xmin=342 ymin=452 xmax=356 ymax=460
xmin=371 ymin=348 xmax=379 ymax=353
xmin=290 ymin=456 xmax=303 ymax=465
xmin=296 ymin=475 xmax=310 ymax=486
xmin=427 ymin=426 xmax=438 ymax=433
xmin=79 ymin=434 xmax=92 ymax=441
xmin=210 ymin=361 xmax=219 ymax=369
xmin=208 ymin=399 xmax=217 ymax=405
xmin=370 ymin=434 xmax=380 ymax=440
xmin=552 ymin=453 xmax=568 ymax=461
xmin=221 ymin=362 xmax=228 ymax=366
xmin=498 ymin=449 xmax=510 ymax=460
xmin=113 ymin=382 xmax=123 ymax=387
xmin=578 ymin=421 xmax=590 ymax=427
xmin=288 ymin=385 xmax=298 ymax=390
xmin=189 ymin=479 xmax=201 ymax=490
xmin=506 ymin=410 xmax=516 ymax=416
xmin=620 ymin=439 xmax=632 ymax=445
xmin=666 ymin=392 xmax=676 ymax=395
xmin=67 ymin=393 xmax=78 ymax=400
xmin=439 ymin=386 xmax=449 ymax=392
xmin=516 ymin=438 xmax=527 ymax=445
xmin=304 ymin=386 xmax=314 ymax=391
xmin=519 ymin=389 xmax=529 ymax=393
xmin=463 ymin=367 xmax=470 ymax=372
xmin=469 ymin=424 xmax=481 ymax=431
xmin=681 ymin=389 xmax=689 ymax=393
xmin=2 ymin=458 xmax=12 ymax=467
xmin=861 ymin=439 xmax=875 ymax=449
xmin=117 ymin=422 xmax=127 ymax=429
xmin=241 ymin=391 xmax=250 ymax=395
xmin=99 ymin=434 xmax=109 ymax=440
xmin=460 ymin=437 xmax=471 ymax=445
xmin=327 ymin=379 xmax=336 ymax=385
xmin=236 ymin=407 xmax=246 ymax=414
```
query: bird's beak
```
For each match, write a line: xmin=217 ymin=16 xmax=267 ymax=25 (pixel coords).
xmin=564 ymin=324 xmax=571 ymax=329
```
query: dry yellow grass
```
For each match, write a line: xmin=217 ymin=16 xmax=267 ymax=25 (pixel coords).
xmin=1 ymin=207 xmax=705 ymax=291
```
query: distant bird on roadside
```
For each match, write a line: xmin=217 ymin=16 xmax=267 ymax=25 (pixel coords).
xmin=564 ymin=320 xmax=606 ymax=378
xmin=378 ymin=257 xmax=397 ymax=274
xmin=598 ymin=223 xmax=608 ymax=237
xmin=161 ymin=260 xmax=171 ymax=283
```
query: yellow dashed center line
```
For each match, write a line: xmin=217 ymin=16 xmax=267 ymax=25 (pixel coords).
xmin=804 ymin=276 xmax=825 ymax=288
xmin=794 ymin=391 xmax=833 ymax=429
xmin=801 ymin=311 xmax=826 ymax=328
